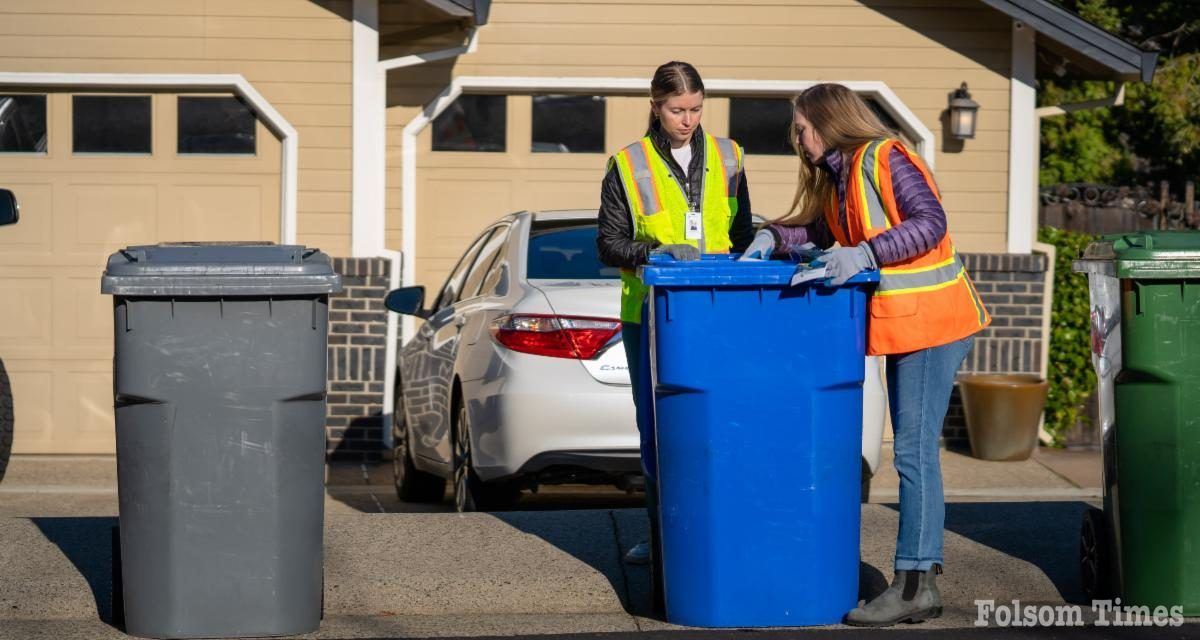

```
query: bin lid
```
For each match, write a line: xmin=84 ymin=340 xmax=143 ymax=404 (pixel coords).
xmin=101 ymin=242 xmax=343 ymax=296
xmin=639 ymin=254 xmax=880 ymax=287
xmin=1073 ymin=231 xmax=1200 ymax=278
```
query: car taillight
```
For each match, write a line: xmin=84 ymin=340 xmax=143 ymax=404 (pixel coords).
xmin=489 ymin=314 xmax=621 ymax=360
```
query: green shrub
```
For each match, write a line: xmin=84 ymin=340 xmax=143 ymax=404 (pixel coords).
xmin=1038 ymin=226 xmax=1099 ymax=446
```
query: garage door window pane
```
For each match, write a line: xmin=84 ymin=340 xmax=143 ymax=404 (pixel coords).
xmin=178 ymin=96 xmax=256 ymax=155
xmin=862 ymin=97 xmax=913 ymax=146
xmin=432 ymin=95 xmax=505 ymax=152
xmin=532 ymin=95 xmax=605 ymax=153
xmin=73 ymin=95 xmax=151 ymax=154
xmin=0 ymin=95 xmax=48 ymax=153
xmin=729 ymin=98 xmax=793 ymax=156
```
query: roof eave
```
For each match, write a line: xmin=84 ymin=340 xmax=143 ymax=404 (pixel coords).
xmin=978 ymin=0 xmax=1158 ymax=82
xmin=419 ymin=0 xmax=489 ymax=26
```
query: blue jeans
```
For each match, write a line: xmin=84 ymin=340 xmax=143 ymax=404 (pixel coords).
xmin=621 ymin=318 xmax=656 ymax=483
xmin=886 ymin=335 xmax=974 ymax=571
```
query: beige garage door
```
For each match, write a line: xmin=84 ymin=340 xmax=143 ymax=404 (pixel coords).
xmin=0 ymin=91 xmax=280 ymax=454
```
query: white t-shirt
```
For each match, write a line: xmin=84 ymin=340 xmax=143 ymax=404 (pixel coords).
xmin=671 ymin=144 xmax=693 ymax=177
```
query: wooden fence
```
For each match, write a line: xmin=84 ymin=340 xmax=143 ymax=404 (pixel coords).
xmin=1039 ymin=181 xmax=1200 ymax=234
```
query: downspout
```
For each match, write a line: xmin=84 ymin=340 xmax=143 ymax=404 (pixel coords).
xmin=1031 ymin=83 xmax=1126 ymax=443
xmin=371 ymin=26 xmax=478 ymax=450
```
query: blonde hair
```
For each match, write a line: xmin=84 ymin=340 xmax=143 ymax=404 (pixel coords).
xmin=772 ymin=83 xmax=895 ymax=226
xmin=646 ymin=61 xmax=705 ymax=133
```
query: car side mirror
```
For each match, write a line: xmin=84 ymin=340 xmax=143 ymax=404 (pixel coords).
xmin=0 ymin=189 xmax=19 ymax=226
xmin=384 ymin=286 xmax=428 ymax=318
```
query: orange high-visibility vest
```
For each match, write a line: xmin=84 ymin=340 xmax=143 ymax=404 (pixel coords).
xmin=826 ymin=139 xmax=990 ymax=355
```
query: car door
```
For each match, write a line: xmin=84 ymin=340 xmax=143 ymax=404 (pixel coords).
xmin=403 ymin=229 xmax=494 ymax=467
xmin=454 ymin=224 xmax=513 ymax=380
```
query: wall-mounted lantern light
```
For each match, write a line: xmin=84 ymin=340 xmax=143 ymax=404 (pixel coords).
xmin=948 ymin=82 xmax=980 ymax=140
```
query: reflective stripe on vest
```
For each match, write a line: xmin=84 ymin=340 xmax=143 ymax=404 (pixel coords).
xmin=711 ymin=136 xmax=742 ymax=203
xmin=857 ymin=139 xmax=891 ymax=232
xmin=616 ymin=138 xmax=663 ymax=218
xmin=877 ymin=252 xmax=964 ymax=295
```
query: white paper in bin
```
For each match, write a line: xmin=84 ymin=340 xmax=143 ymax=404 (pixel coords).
xmin=862 ymin=355 xmax=887 ymax=475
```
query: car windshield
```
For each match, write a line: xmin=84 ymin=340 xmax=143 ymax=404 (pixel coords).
xmin=527 ymin=220 xmax=620 ymax=280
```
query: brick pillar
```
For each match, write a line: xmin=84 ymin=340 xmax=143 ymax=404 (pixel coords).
xmin=325 ymin=257 xmax=393 ymax=461
xmin=943 ymin=252 xmax=1049 ymax=445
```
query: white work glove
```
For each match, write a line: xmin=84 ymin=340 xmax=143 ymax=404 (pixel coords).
xmin=819 ymin=242 xmax=878 ymax=286
xmin=739 ymin=230 xmax=776 ymax=261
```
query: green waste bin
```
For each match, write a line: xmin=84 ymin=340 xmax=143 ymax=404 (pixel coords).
xmin=1074 ymin=230 xmax=1200 ymax=613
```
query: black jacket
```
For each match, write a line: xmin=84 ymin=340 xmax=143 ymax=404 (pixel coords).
xmin=597 ymin=123 xmax=755 ymax=269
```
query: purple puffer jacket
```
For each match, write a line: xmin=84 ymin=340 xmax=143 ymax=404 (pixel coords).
xmin=768 ymin=145 xmax=947 ymax=265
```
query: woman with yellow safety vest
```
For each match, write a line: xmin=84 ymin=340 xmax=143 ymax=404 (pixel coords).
xmin=597 ymin=61 xmax=755 ymax=573
xmin=741 ymin=83 xmax=990 ymax=627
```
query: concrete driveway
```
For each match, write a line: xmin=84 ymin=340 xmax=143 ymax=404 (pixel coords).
xmin=2 ymin=447 xmax=1190 ymax=639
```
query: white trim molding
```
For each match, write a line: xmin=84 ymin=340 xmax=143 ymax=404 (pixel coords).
xmin=1007 ymin=20 xmax=1038 ymax=254
xmin=365 ymin=10 xmax=481 ymax=448
xmin=399 ymin=76 xmax=936 ymax=330
xmin=353 ymin=0 xmax=387 ymax=258
xmin=0 ymin=72 xmax=298 ymax=245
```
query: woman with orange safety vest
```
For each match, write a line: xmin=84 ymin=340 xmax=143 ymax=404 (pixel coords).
xmin=741 ymin=83 xmax=990 ymax=627
xmin=596 ymin=61 xmax=754 ymax=576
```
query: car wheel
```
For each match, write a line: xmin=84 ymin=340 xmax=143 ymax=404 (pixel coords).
xmin=452 ymin=402 xmax=519 ymax=513
xmin=392 ymin=389 xmax=445 ymax=503
xmin=1080 ymin=507 xmax=1114 ymax=600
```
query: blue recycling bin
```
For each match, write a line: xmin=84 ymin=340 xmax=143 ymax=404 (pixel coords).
xmin=640 ymin=255 xmax=877 ymax=627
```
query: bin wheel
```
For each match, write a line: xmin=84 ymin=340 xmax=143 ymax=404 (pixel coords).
xmin=1080 ymin=507 xmax=1113 ymax=600
xmin=110 ymin=526 xmax=125 ymax=631
xmin=0 ymin=359 xmax=13 ymax=484
xmin=392 ymin=388 xmax=446 ymax=503
xmin=452 ymin=402 xmax=519 ymax=513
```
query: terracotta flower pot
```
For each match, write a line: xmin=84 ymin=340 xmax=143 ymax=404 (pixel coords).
xmin=958 ymin=374 xmax=1049 ymax=461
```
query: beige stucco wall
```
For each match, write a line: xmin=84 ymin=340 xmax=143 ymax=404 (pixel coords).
xmin=385 ymin=0 xmax=1014 ymax=292
xmin=0 ymin=0 xmax=356 ymax=255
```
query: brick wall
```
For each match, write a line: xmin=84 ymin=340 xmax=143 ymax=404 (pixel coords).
xmin=943 ymin=252 xmax=1049 ymax=445
xmin=326 ymin=257 xmax=393 ymax=461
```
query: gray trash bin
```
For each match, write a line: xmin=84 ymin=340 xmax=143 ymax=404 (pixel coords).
xmin=101 ymin=243 xmax=341 ymax=639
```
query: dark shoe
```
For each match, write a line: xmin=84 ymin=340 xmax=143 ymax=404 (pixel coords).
xmin=844 ymin=565 xmax=942 ymax=627
xmin=624 ymin=541 xmax=651 ymax=565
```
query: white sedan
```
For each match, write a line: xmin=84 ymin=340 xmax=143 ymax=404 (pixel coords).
xmin=385 ymin=210 xmax=639 ymax=512
xmin=384 ymin=209 xmax=887 ymax=512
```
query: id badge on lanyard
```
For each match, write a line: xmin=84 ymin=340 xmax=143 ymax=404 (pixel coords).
xmin=685 ymin=210 xmax=702 ymax=241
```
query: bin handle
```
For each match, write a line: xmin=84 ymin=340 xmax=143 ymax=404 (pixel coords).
xmin=1123 ymin=234 xmax=1152 ymax=250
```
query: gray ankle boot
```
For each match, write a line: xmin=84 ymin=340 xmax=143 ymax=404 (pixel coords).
xmin=844 ymin=565 xmax=942 ymax=627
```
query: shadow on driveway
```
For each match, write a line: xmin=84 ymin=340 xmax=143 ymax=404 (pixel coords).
xmin=31 ymin=517 xmax=119 ymax=626
xmin=881 ymin=501 xmax=1092 ymax=604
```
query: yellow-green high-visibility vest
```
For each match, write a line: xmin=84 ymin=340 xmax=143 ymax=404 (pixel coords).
xmin=609 ymin=132 xmax=743 ymax=323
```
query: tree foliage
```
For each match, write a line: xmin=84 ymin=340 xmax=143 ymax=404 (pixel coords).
xmin=1040 ymin=0 xmax=1200 ymax=187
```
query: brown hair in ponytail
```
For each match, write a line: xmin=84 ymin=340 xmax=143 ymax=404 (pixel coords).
xmin=646 ymin=61 xmax=705 ymax=133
